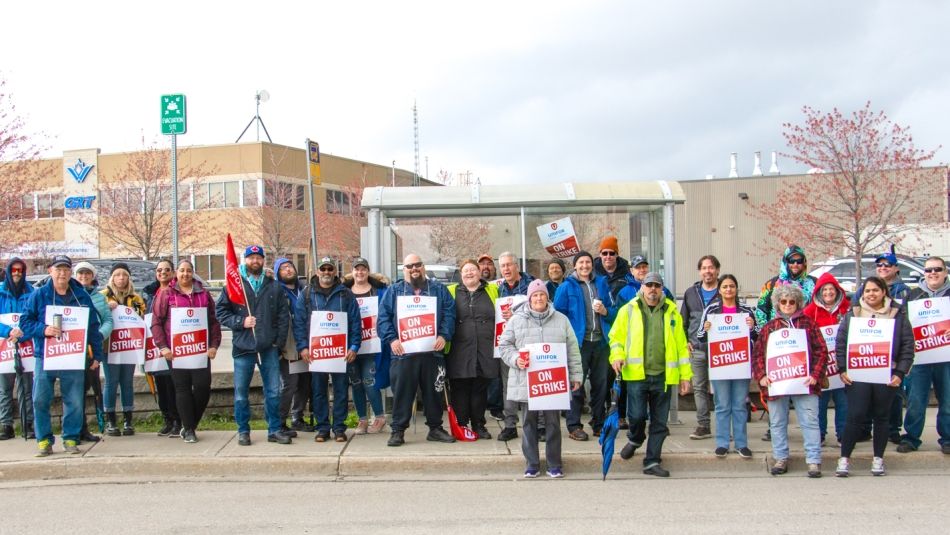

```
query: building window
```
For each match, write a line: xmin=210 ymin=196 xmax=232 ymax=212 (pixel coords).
xmin=326 ymin=190 xmax=350 ymax=215
xmin=242 ymin=179 xmax=259 ymax=207
xmin=295 ymin=185 xmax=305 ymax=211
xmin=297 ymin=254 xmax=307 ymax=275
xmin=20 ymin=194 xmax=35 ymax=219
xmin=194 ymin=255 xmax=210 ymax=280
xmin=194 ymin=183 xmax=209 ymax=210
xmin=51 ymin=193 xmax=64 ymax=218
xmin=36 ymin=193 xmax=53 ymax=219
xmin=208 ymin=183 xmax=224 ymax=209
xmin=209 ymin=255 xmax=225 ymax=280
xmin=224 ymin=182 xmax=240 ymax=208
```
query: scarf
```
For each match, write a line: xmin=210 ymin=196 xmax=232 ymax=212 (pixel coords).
xmin=239 ymin=264 xmax=264 ymax=294
xmin=857 ymin=297 xmax=896 ymax=318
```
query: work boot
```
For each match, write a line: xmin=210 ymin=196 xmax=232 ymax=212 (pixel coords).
xmin=387 ymin=430 xmax=405 ymax=447
xmin=79 ymin=428 xmax=100 ymax=443
xmin=0 ymin=425 xmax=14 ymax=440
xmin=122 ymin=411 xmax=135 ymax=436
xmin=291 ymin=419 xmax=315 ymax=432
xmin=427 ymin=427 xmax=456 ymax=443
xmin=105 ymin=413 xmax=121 ymax=437
xmin=158 ymin=416 xmax=174 ymax=436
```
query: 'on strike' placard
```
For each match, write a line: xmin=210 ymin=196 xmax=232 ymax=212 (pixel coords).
xmin=765 ymin=328 xmax=810 ymax=397
xmin=908 ymin=297 xmax=950 ymax=365
xmin=845 ymin=317 xmax=894 ymax=384
xmin=526 ymin=342 xmax=571 ymax=411
xmin=707 ymin=314 xmax=751 ymax=380
xmin=169 ymin=307 xmax=208 ymax=370
xmin=396 ymin=295 xmax=437 ymax=354
xmin=308 ymin=310 xmax=348 ymax=373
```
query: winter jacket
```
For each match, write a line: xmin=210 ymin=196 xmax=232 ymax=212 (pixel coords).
xmin=545 ymin=280 xmax=561 ymax=298
xmin=19 ymin=278 xmax=104 ymax=362
xmin=616 ymin=278 xmax=675 ymax=305
xmin=608 ymin=294 xmax=692 ymax=388
xmin=499 ymin=272 xmax=535 ymax=297
xmin=446 ymin=280 xmax=500 ymax=379
xmin=751 ymin=311 xmax=828 ymax=399
xmin=593 ymin=255 xmax=635 ymax=302
xmin=553 ymin=273 xmax=613 ymax=347
xmin=101 ymin=287 xmax=147 ymax=318
xmin=681 ymin=281 xmax=720 ymax=350
xmin=378 ymin=278 xmax=456 ymax=357
xmin=694 ymin=300 xmax=761 ymax=346
xmin=834 ymin=301 xmax=915 ymax=380
xmin=292 ymin=278 xmax=361 ymax=356
xmin=274 ymin=258 xmax=303 ymax=360
xmin=142 ymin=281 xmax=165 ymax=314
xmin=497 ymin=303 xmax=582 ymax=403
xmin=343 ymin=272 xmax=392 ymax=389
xmin=216 ymin=274 xmax=289 ymax=356
xmin=150 ymin=278 xmax=222 ymax=352
xmin=802 ymin=272 xmax=851 ymax=328
xmin=855 ymin=278 xmax=912 ymax=305
xmin=0 ymin=259 xmax=34 ymax=338
xmin=83 ymin=284 xmax=113 ymax=341
xmin=755 ymin=245 xmax=818 ymax=326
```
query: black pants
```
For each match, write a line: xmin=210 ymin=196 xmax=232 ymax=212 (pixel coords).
xmin=841 ymin=382 xmax=898 ymax=458
xmin=171 ymin=363 xmax=212 ymax=432
xmin=390 ymin=354 xmax=444 ymax=433
xmin=80 ymin=365 xmax=99 ymax=435
xmin=154 ymin=372 xmax=179 ymax=422
xmin=566 ymin=340 xmax=609 ymax=431
xmin=450 ymin=377 xmax=490 ymax=429
xmin=279 ymin=360 xmax=311 ymax=423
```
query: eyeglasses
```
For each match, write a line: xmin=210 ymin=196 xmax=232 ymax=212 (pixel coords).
xmin=319 ymin=266 xmax=336 ymax=273
xmin=600 ymin=251 xmax=617 ymax=257
xmin=644 ymin=282 xmax=662 ymax=289
xmin=786 ymin=258 xmax=804 ymax=265
xmin=924 ymin=267 xmax=945 ymax=273
xmin=779 ymin=299 xmax=797 ymax=305
xmin=404 ymin=262 xmax=424 ymax=269
xmin=876 ymin=263 xmax=894 ymax=268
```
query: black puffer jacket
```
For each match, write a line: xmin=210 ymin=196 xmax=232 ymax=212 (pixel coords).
xmin=446 ymin=281 xmax=499 ymax=379
xmin=215 ymin=275 xmax=289 ymax=355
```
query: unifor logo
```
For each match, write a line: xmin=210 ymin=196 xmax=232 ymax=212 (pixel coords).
xmin=357 ymin=298 xmax=363 ymax=305
xmin=925 ymin=300 xmax=932 ymax=309
xmin=724 ymin=316 xmax=733 ymax=324
xmin=550 ymin=222 xmax=558 ymax=230
xmin=825 ymin=327 xmax=834 ymax=335
xmin=781 ymin=330 xmax=789 ymax=339
xmin=868 ymin=319 xmax=876 ymax=328
xmin=327 ymin=312 xmax=334 ymax=321
xmin=67 ymin=159 xmax=95 ymax=183
xmin=413 ymin=296 xmax=420 ymax=304
xmin=11 ymin=314 xmax=18 ymax=322
xmin=543 ymin=344 xmax=550 ymax=353
xmin=186 ymin=309 xmax=194 ymax=318
xmin=64 ymin=308 xmax=72 ymax=316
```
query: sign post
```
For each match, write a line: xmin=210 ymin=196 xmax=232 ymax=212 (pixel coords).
xmin=306 ymin=139 xmax=320 ymax=274
xmin=161 ymin=94 xmax=187 ymax=264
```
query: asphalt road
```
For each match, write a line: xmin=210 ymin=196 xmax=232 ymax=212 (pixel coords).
xmin=2 ymin=474 xmax=947 ymax=533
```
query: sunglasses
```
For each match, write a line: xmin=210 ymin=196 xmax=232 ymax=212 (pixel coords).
xmin=11 ymin=268 xmax=23 ymax=274
xmin=319 ymin=266 xmax=336 ymax=272
xmin=779 ymin=299 xmax=797 ymax=305
xmin=404 ymin=262 xmax=424 ymax=269
xmin=644 ymin=282 xmax=662 ymax=289
xmin=876 ymin=263 xmax=894 ymax=268
xmin=601 ymin=251 xmax=617 ymax=257
xmin=924 ymin=267 xmax=945 ymax=273
xmin=786 ymin=258 xmax=805 ymax=265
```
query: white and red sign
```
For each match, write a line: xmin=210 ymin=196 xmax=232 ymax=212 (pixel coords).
xmin=108 ymin=307 xmax=146 ymax=365
xmin=707 ymin=314 xmax=751 ymax=380
xmin=908 ymin=297 xmax=950 ymax=365
xmin=396 ymin=296 xmax=437 ymax=354
xmin=494 ymin=295 xmax=527 ymax=359
xmin=819 ymin=324 xmax=844 ymax=390
xmin=169 ymin=307 xmax=209 ymax=370
xmin=142 ymin=313 xmax=168 ymax=373
xmin=526 ymin=342 xmax=571 ymax=411
xmin=42 ymin=306 xmax=90 ymax=371
xmin=765 ymin=328 xmax=810 ymax=396
xmin=846 ymin=317 xmax=894 ymax=384
xmin=356 ymin=296 xmax=380 ymax=355
xmin=0 ymin=313 xmax=34 ymax=374
xmin=537 ymin=217 xmax=581 ymax=259
xmin=308 ymin=311 xmax=348 ymax=373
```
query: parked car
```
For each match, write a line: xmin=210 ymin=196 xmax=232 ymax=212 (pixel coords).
xmin=395 ymin=263 xmax=460 ymax=284
xmin=809 ymin=254 xmax=925 ymax=293
xmin=30 ymin=259 xmax=209 ymax=293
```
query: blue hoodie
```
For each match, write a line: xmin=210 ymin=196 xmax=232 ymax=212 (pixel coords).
xmin=20 ymin=277 xmax=104 ymax=362
xmin=0 ymin=259 xmax=34 ymax=338
xmin=553 ymin=273 xmax=615 ymax=347
xmin=273 ymin=258 xmax=301 ymax=310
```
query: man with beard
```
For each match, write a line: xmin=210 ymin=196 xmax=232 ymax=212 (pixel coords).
xmin=216 ymin=245 xmax=291 ymax=446
xmin=680 ymin=255 xmax=721 ymax=440
xmin=293 ymin=257 xmax=361 ymax=442
xmin=477 ymin=254 xmax=497 ymax=282
xmin=0 ymin=258 xmax=35 ymax=439
xmin=378 ymin=254 xmax=456 ymax=446
xmin=274 ymin=257 xmax=311 ymax=435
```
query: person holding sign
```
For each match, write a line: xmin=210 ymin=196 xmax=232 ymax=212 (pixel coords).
xmin=293 ymin=257 xmax=361 ymax=443
xmin=834 ymin=276 xmax=915 ymax=477
xmin=802 ymin=272 xmax=851 ymax=446
xmin=498 ymin=280 xmax=581 ymax=478
xmin=446 ymin=259 xmax=499 ymax=439
xmin=0 ymin=258 xmax=35 ymax=440
xmin=100 ymin=263 xmax=146 ymax=437
xmin=151 ymin=259 xmax=222 ymax=444
xmin=378 ymin=254 xmax=456 ymax=447
xmin=142 ymin=259 xmax=181 ymax=437
xmin=343 ymin=257 xmax=390 ymax=435
xmin=681 ymin=255 xmax=722 ymax=441
xmin=494 ymin=251 xmax=536 ymax=442
xmin=899 ymin=256 xmax=950 ymax=455
xmin=609 ymin=272 xmax=692 ymax=478
xmin=19 ymin=256 xmax=104 ymax=457
xmin=74 ymin=262 xmax=113 ymax=444
xmin=751 ymin=284 xmax=828 ymax=477
xmin=696 ymin=274 xmax=759 ymax=458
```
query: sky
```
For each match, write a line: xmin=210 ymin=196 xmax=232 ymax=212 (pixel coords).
xmin=2 ymin=0 xmax=948 ymax=185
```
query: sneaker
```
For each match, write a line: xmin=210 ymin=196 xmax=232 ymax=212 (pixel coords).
xmin=368 ymin=416 xmax=387 ymax=434
xmin=237 ymin=432 xmax=251 ymax=446
xmin=183 ymin=429 xmax=198 ymax=443
xmin=642 ymin=464 xmax=670 ymax=477
xmin=523 ymin=468 xmax=539 ymax=478
xmin=354 ymin=419 xmax=369 ymax=435
xmin=63 ymin=439 xmax=80 ymax=454
xmin=426 ymin=427 xmax=455 ymax=443
xmin=943 ymin=443 xmax=950 ymax=455
xmin=617 ymin=418 xmax=629 ymax=430
xmin=715 ymin=447 xmax=728 ymax=458
xmin=169 ymin=422 xmax=182 ymax=438
xmin=835 ymin=457 xmax=850 ymax=477
xmin=568 ymin=428 xmax=589 ymax=441
xmin=807 ymin=463 xmax=822 ymax=478
xmin=762 ymin=429 xmax=772 ymax=442
xmin=158 ymin=419 xmax=174 ymax=436
xmin=737 ymin=447 xmax=753 ymax=459
xmin=620 ymin=441 xmax=640 ymax=460
xmin=770 ymin=458 xmax=788 ymax=475
xmin=896 ymin=442 xmax=915 ymax=453
xmin=690 ymin=426 xmax=711 ymax=440
xmin=387 ymin=431 xmax=405 ymax=447
xmin=497 ymin=427 xmax=518 ymax=442
xmin=474 ymin=426 xmax=492 ymax=440
xmin=269 ymin=432 xmax=293 ymax=445
xmin=888 ymin=433 xmax=902 ymax=445
xmin=291 ymin=419 xmax=315 ymax=433
xmin=489 ymin=409 xmax=505 ymax=421
xmin=546 ymin=468 xmax=564 ymax=479
xmin=35 ymin=438 xmax=53 ymax=457
xmin=871 ymin=456 xmax=886 ymax=476
xmin=279 ymin=425 xmax=298 ymax=438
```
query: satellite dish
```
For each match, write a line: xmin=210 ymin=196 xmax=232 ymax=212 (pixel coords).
xmin=257 ymin=90 xmax=270 ymax=103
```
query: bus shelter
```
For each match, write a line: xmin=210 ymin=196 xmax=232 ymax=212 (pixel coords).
xmin=360 ymin=180 xmax=685 ymax=293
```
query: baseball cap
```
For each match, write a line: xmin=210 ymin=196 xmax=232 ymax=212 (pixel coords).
xmin=631 ymin=255 xmax=648 ymax=267
xmin=643 ymin=272 xmax=664 ymax=286
xmin=317 ymin=256 xmax=336 ymax=269
xmin=244 ymin=245 xmax=265 ymax=258
xmin=352 ymin=257 xmax=370 ymax=269
xmin=50 ymin=255 xmax=72 ymax=268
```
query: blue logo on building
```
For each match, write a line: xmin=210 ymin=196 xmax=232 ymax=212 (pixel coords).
xmin=64 ymin=196 xmax=96 ymax=209
xmin=67 ymin=159 xmax=95 ymax=183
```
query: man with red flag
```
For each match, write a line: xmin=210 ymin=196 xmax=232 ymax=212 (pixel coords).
xmin=216 ymin=239 xmax=292 ymax=446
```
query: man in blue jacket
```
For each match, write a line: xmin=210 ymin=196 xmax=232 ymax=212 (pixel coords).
xmin=20 ymin=256 xmax=103 ymax=457
xmin=293 ymin=257 xmax=361 ymax=443
xmin=0 ymin=258 xmax=35 ymax=439
xmin=378 ymin=253 xmax=456 ymax=446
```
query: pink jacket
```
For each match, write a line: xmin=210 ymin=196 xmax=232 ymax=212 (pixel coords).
xmin=150 ymin=278 xmax=222 ymax=351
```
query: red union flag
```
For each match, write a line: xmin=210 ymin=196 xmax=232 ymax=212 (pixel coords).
xmin=225 ymin=233 xmax=247 ymax=307
xmin=845 ymin=316 xmax=894 ymax=384
xmin=537 ymin=217 xmax=581 ymax=259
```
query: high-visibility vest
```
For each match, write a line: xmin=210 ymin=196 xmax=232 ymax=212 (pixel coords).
xmin=608 ymin=297 xmax=692 ymax=387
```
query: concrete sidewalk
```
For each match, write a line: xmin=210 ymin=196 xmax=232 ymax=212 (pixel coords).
xmin=0 ymin=411 xmax=944 ymax=482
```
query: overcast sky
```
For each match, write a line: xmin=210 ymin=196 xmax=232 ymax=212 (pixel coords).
xmin=3 ymin=0 xmax=948 ymax=184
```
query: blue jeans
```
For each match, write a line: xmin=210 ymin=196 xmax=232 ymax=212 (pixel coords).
xmin=819 ymin=388 xmax=847 ymax=442
xmin=103 ymin=363 xmax=135 ymax=413
xmin=711 ymin=379 xmax=748 ymax=449
xmin=902 ymin=362 xmax=950 ymax=448
xmin=626 ymin=374 xmax=671 ymax=468
xmin=348 ymin=356 xmax=383 ymax=419
xmin=767 ymin=394 xmax=821 ymax=464
xmin=312 ymin=372 xmax=348 ymax=435
xmin=232 ymin=347 xmax=282 ymax=435
xmin=32 ymin=357 xmax=85 ymax=443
